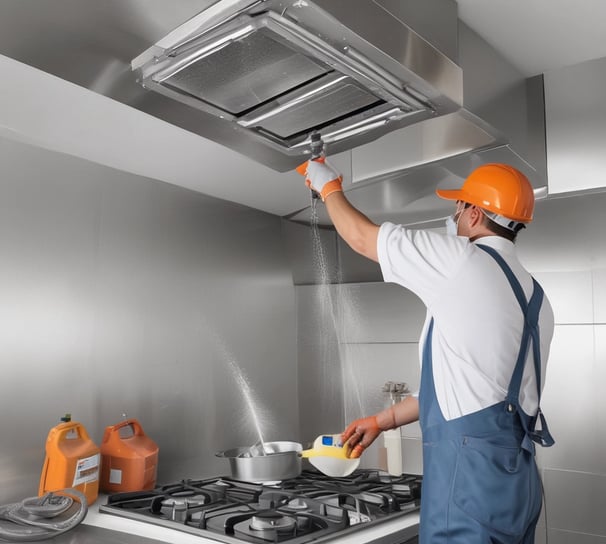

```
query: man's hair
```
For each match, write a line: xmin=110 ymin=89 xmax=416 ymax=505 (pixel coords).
xmin=480 ymin=213 xmax=518 ymax=242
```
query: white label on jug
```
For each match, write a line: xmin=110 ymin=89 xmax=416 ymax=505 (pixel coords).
xmin=109 ymin=468 xmax=122 ymax=485
xmin=73 ymin=453 xmax=100 ymax=486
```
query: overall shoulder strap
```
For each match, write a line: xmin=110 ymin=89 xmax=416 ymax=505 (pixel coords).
xmin=476 ymin=244 xmax=554 ymax=448
xmin=476 ymin=244 xmax=528 ymax=313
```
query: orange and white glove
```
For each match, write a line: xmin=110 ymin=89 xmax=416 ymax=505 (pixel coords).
xmin=296 ymin=158 xmax=343 ymax=202
xmin=341 ymin=416 xmax=381 ymax=459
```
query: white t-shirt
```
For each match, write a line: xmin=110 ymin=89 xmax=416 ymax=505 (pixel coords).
xmin=377 ymin=223 xmax=554 ymax=419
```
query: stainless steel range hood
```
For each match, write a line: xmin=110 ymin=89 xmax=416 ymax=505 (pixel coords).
xmin=0 ymin=0 xmax=547 ymax=232
xmin=131 ymin=0 xmax=465 ymax=170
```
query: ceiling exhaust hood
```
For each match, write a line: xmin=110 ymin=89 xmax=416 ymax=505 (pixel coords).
xmin=131 ymin=0 xmax=465 ymax=171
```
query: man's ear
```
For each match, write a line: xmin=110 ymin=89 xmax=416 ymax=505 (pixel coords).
xmin=468 ymin=206 xmax=484 ymax=228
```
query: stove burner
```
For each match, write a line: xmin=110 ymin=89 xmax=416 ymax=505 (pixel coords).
xmin=250 ymin=511 xmax=297 ymax=532
xmin=161 ymin=497 xmax=206 ymax=508
xmin=159 ymin=496 xmax=205 ymax=522
xmin=286 ymin=498 xmax=308 ymax=510
xmin=163 ymin=498 xmax=187 ymax=522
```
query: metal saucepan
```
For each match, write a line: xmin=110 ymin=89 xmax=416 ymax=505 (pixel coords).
xmin=216 ymin=441 xmax=302 ymax=482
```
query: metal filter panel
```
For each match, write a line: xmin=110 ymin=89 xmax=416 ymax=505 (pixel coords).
xmin=249 ymin=78 xmax=383 ymax=139
xmin=161 ymin=29 xmax=328 ymax=115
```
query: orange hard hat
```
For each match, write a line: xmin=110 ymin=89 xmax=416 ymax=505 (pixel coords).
xmin=436 ymin=163 xmax=535 ymax=223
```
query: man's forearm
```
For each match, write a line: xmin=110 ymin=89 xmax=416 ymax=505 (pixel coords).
xmin=324 ymin=192 xmax=380 ymax=262
xmin=376 ymin=396 xmax=420 ymax=430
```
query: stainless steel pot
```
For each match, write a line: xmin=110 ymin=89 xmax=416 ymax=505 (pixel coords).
xmin=216 ymin=441 xmax=302 ymax=482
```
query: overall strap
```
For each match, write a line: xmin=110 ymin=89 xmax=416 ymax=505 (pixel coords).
xmin=476 ymin=244 xmax=554 ymax=449
xmin=419 ymin=318 xmax=442 ymax=430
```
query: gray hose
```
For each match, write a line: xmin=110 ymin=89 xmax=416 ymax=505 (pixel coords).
xmin=0 ymin=488 xmax=88 ymax=541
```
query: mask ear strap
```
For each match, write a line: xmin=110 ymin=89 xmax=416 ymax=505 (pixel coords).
xmin=454 ymin=202 xmax=466 ymax=222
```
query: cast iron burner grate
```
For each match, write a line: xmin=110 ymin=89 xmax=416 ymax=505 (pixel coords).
xmin=100 ymin=469 xmax=421 ymax=544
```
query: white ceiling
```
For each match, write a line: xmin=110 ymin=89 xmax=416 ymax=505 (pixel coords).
xmin=456 ymin=0 xmax=606 ymax=77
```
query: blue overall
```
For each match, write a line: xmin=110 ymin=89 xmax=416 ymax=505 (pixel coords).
xmin=418 ymin=244 xmax=554 ymax=543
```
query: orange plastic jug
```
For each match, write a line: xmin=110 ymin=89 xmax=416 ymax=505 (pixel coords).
xmin=100 ymin=418 xmax=158 ymax=493
xmin=39 ymin=416 xmax=100 ymax=505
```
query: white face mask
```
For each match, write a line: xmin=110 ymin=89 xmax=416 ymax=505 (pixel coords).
xmin=446 ymin=201 xmax=468 ymax=236
xmin=445 ymin=215 xmax=458 ymax=236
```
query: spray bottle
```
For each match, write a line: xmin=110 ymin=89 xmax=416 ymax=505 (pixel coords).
xmin=382 ymin=381 xmax=410 ymax=475
xmin=309 ymin=131 xmax=324 ymax=200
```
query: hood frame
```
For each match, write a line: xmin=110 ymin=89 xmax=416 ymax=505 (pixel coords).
xmin=132 ymin=0 xmax=464 ymax=169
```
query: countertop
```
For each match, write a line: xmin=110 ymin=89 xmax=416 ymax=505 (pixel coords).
xmin=31 ymin=524 xmax=171 ymax=544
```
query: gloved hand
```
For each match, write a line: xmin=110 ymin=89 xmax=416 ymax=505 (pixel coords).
xmin=341 ymin=416 xmax=381 ymax=459
xmin=296 ymin=158 xmax=343 ymax=202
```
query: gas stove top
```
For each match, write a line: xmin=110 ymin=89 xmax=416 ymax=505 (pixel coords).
xmin=99 ymin=469 xmax=421 ymax=544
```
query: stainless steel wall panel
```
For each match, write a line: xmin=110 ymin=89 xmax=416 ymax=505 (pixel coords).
xmin=373 ymin=0 xmax=458 ymax=62
xmin=333 ymin=283 xmax=425 ymax=344
xmin=335 ymin=237 xmax=383 ymax=283
xmin=525 ymin=74 xmax=549 ymax=182
xmin=537 ymin=325 xmax=604 ymax=475
xmin=459 ymin=22 xmax=547 ymax=179
xmin=0 ymin=139 xmax=103 ymax=501
xmin=543 ymin=468 xmax=606 ymax=538
xmin=594 ymin=269 xmax=606 ymax=323
xmin=545 ymin=56 xmax=606 ymax=194
xmin=544 ymin=530 xmax=606 ymax=544
xmin=533 ymin=270 xmax=594 ymax=324
xmin=0 ymin=136 xmax=297 ymax=502
xmin=517 ymin=191 xmax=606 ymax=272
xmin=595 ymin=324 xmax=606 ymax=462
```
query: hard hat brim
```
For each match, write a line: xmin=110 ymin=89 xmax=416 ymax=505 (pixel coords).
xmin=435 ymin=188 xmax=466 ymax=201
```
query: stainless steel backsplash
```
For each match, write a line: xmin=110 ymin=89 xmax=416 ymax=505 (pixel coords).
xmin=0 ymin=136 xmax=298 ymax=503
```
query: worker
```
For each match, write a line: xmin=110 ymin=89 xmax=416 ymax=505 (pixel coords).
xmin=297 ymin=160 xmax=555 ymax=543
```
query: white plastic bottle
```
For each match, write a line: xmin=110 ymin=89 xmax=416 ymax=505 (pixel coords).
xmin=382 ymin=382 xmax=410 ymax=476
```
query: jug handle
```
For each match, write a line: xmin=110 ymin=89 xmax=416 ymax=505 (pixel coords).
xmin=53 ymin=421 xmax=90 ymax=441
xmin=104 ymin=418 xmax=144 ymax=439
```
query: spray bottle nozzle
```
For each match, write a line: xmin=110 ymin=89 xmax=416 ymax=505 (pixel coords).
xmin=310 ymin=132 xmax=324 ymax=159
xmin=309 ymin=132 xmax=324 ymax=200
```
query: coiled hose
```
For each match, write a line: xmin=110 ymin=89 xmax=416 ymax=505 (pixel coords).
xmin=0 ymin=488 xmax=87 ymax=541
